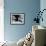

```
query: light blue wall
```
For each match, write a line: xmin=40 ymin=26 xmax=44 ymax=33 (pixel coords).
xmin=4 ymin=0 xmax=40 ymax=42
xmin=40 ymin=0 xmax=46 ymax=27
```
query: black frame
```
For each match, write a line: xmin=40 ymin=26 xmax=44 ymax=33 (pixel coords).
xmin=10 ymin=13 xmax=25 ymax=25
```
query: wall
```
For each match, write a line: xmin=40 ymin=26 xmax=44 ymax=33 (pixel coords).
xmin=0 ymin=0 xmax=4 ymax=42
xmin=40 ymin=0 xmax=46 ymax=27
xmin=4 ymin=0 xmax=40 ymax=42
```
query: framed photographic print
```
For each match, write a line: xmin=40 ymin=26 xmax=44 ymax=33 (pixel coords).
xmin=10 ymin=13 xmax=25 ymax=25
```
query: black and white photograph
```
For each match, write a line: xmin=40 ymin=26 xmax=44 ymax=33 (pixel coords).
xmin=10 ymin=13 xmax=25 ymax=25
